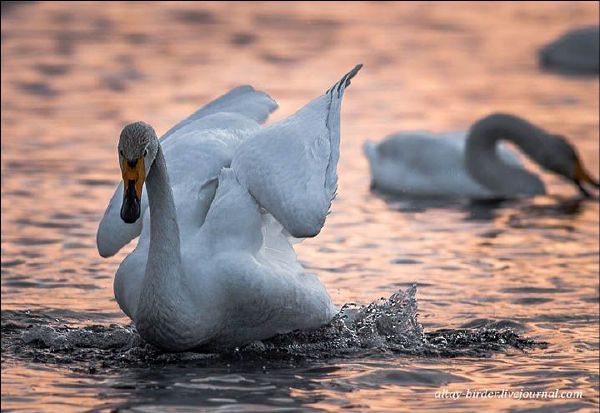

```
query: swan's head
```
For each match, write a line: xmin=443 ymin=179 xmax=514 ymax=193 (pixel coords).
xmin=118 ymin=122 xmax=159 ymax=223
xmin=537 ymin=134 xmax=599 ymax=197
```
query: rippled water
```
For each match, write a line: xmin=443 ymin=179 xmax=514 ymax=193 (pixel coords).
xmin=1 ymin=2 xmax=599 ymax=412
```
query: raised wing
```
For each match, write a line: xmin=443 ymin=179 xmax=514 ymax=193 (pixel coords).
xmin=97 ymin=86 xmax=278 ymax=258
xmin=231 ymin=65 xmax=361 ymax=238
xmin=161 ymin=85 xmax=278 ymax=140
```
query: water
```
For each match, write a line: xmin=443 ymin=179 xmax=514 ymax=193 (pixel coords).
xmin=1 ymin=2 xmax=598 ymax=412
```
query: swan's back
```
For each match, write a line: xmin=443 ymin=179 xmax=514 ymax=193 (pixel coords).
xmin=186 ymin=169 xmax=335 ymax=347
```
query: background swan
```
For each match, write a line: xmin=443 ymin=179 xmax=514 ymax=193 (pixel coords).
xmin=96 ymin=65 xmax=362 ymax=351
xmin=539 ymin=26 xmax=599 ymax=75
xmin=364 ymin=113 xmax=599 ymax=199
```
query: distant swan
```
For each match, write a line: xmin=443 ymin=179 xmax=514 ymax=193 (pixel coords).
xmin=539 ymin=26 xmax=599 ymax=75
xmin=96 ymin=65 xmax=362 ymax=351
xmin=364 ymin=113 xmax=599 ymax=199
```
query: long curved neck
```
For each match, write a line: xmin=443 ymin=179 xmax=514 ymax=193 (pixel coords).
xmin=137 ymin=144 xmax=193 ymax=349
xmin=146 ymin=144 xmax=182 ymax=273
xmin=465 ymin=113 xmax=546 ymax=197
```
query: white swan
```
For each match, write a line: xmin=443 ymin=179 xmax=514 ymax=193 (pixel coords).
xmin=96 ymin=65 xmax=362 ymax=351
xmin=364 ymin=113 xmax=599 ymax=199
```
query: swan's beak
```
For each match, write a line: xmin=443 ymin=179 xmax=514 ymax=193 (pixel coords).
xmin=120 ymin=157 xmax=145 ymax=223
xmin=573 ymin=157 xmax=599 ymax=197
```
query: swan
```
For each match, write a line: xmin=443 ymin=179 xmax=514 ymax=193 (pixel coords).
xmin=96 ymin=65 xmax=362 ymax=351
xmin=539 ymin=26 xmax=599 ymax=75
xmin=364 ymin=113 xmax=599 ymax=199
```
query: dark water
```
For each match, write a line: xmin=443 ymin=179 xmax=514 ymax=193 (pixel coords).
xmin=1 ymin=2 xmax=599 ymax=412
xmin=1 ymin=287 xmax=544 ymax=412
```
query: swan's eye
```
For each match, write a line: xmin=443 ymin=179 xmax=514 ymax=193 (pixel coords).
xmin=143 ymin=148 xmax=148 ymax=157
xmin=119 ymin=149 xmax=124 ymax=157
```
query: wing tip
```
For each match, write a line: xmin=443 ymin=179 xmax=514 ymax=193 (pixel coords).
xmin=346 ymin=63 xmax=363 ymax=85
xmin=327 ymin=64 xmax=363 ymax=96
xmin=246 ymin=85 xmax=279 ymax=116
xmin=234 ymin=84 xmax=278 ymax=107
xmin=96 ymin=232 xmax=119 ymax=258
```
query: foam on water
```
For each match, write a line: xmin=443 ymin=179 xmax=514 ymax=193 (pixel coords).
xmin=1 ymin=286 xmax=544 ymax=373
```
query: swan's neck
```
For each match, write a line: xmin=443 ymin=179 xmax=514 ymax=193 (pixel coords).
xmin=465 ymin=114 xmax=546 ymax=197
xmin=146 ymin=145 xmax=181 ymax=274
xmin=137 ymin=144 xmax=193 ymax=349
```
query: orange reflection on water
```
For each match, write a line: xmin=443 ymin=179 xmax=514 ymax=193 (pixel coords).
xmin=1 ymin=1 xmax=599 ymax=412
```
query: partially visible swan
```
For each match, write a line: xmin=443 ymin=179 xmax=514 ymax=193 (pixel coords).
xmin=364 ymin=113 xmax=599 ymax=199
xmin=96 ymin=65 xmax=362 ymax=351
xmin=539 ymin=26 xmax=599 ymax=75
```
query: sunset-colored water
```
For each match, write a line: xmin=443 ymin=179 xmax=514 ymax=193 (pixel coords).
xmin=1 ymin=2 xmax=599 ymax=412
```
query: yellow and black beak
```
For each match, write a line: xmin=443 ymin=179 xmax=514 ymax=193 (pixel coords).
xmin=573 ymin=157 xmax=599 ymax=198
xmin=120 ymin=157 xmax=145 ymax=223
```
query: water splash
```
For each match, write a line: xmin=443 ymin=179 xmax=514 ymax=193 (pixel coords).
xmin=239 ymin=285 xmax=425 ymax=359
xmin=1 ymin=286 xmax=545 ymax=372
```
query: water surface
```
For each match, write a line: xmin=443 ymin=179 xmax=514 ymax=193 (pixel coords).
xmin=1 ymin=2 xmax=599 ymax=412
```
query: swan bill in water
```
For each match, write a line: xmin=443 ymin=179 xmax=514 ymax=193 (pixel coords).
xmin=573 ymin=156 xmax=600 ymax=198
xmin=120 ymin=155 xmax=145 ymax=223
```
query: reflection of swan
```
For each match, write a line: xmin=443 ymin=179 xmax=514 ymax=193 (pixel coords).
xmin=539 ymin=26 xmax=599 ymax=75
xmin=364 ymin=113 xmax=599 ymax=199
xmin=96 ymin=65 xmax=361 ymax=351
